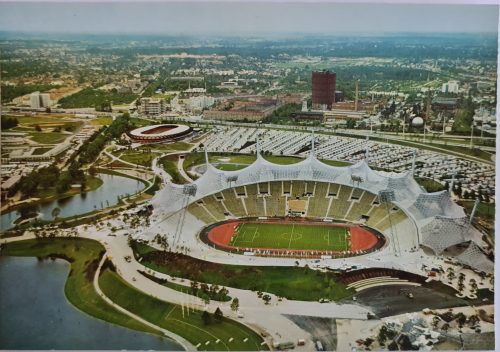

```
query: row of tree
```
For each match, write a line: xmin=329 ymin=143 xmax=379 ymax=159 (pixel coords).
xmin=1 ymin=116 xmax=18 ymax=129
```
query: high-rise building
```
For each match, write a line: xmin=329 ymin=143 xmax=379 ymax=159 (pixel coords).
xmin=29 ymin=91 xmax=51 ymax=108
xmin=441 ymin=80 xmax=459 ymax=94
xmin=30 ymin=92 xmax=41 ymax=109
xmin=140 ymin=97 xmax=168 ymax=116
xmin=312 ymin=71 xmax=336 ymax=110
xmin=40 ymin=93 xmax=51 ymax=108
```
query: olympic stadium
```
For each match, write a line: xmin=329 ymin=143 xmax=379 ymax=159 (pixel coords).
xmin=144 ymin=135 xmax=493 ymax=276
xmin=128 ymin=124 xmax=192 ymax=143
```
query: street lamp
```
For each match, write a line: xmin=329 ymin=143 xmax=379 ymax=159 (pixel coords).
xmin=469 ymin=122 xmax=474 ymax=149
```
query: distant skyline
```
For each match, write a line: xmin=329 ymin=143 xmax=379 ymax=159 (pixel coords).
xmin=0 ymin=2 xmax=498 ymax=35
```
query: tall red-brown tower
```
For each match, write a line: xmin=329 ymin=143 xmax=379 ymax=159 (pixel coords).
xmin=312 ymin=70 xmax=336 ymax=110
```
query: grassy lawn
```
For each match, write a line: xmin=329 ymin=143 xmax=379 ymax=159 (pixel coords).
xmin=161 ymin=155 xmax=189 ymax=184
xmin=31 ymin=147 xmax=53 ymax=155
xmin=114 ymin=150 xmax=159 ymax=167
xmin=138 ymin=270 xmax=232 ymax=302
xmin=0 ymin=238 xmax=159 ymax=336
xmin=28 ymin=132 xmax=69 ymax=144
xmin=147 ymin=141 xmax=193 ymax=153
xmin=99 ymin=269 xmax=266 ymax=351
xmin=321 ymin=159 xmax=352 ymax=167
xmin=14 ymin=116 xmax=82 ymax=132
xmin=34 ymin=175 xmax=103 ymax=200
xmin=217 ymin=164 xmax=249 ymax=171
xmin=231 ymin=222 xmax=349 ymax=251
xmin=415 ymin=177 xmax=446 ymax=192
xmin=458 ymin=200 xmax=495 ymax=219
xmin=133 ymin=244 xmax=353 ymax=302
xmin=185 ymin=152 xmax=352 ymax=175
xmin=58 ymin=88 xmax=138 ymax=108
xmin=90 ymin=116 xmax=114 ymax=126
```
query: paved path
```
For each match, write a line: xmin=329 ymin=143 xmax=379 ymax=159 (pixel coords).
xmin=93 ymin=254 xmax=196 ymax=351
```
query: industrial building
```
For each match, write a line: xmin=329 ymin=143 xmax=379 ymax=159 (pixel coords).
xmin=312 ymin=70 xmax=336 ymax=110
xmin=204 ymin=97 xmax=280 ymax=121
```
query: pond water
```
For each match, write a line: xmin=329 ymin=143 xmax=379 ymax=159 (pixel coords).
xmin=1 ymin=173 xmax=145 ymax=232
xmin=0 ymin=256 xmax=182 ymax=350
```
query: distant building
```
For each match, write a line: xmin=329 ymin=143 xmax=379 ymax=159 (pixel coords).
xmin=441 ymin=80 xmax=459 ymax=94
xmin=290 ymin=111 xmax=324 ymax=122
xmin=204 ymin=97 xmax=280 ymax=122
xmin=335 ymin=91 xmax=344 ymax=102
xmin=29 ymin=91 xmax=51 ymax=109
xmin=432 ymin=97 xmax=459 ymax=111
xmin=140 ymin=97 xmax=168 ymax=116
xmin=312 ymin=71 xmax=336 ymax=110
xmin=40 ymin=93 xmax=50 ymax=108
xmin=324 ymin=109 xmax=366 ymax=126
xmin=189 ymin=95 xmax=215 ymax=111
xmin=30 ymin=92 xmax=41 ymax=109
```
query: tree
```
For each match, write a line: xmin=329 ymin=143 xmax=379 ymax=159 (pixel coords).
xmin=17 ymin=203 xmax=38 ymax=219
xmin=213 ymin=307 xmax=223 ymax=323
xmin=387 ymin=341 xmax=398 ymax=351
xmin=262 ymin=294 xmax=272 ymax=305
xmin=431 ymin=316 xmax=441 ymax=329
xmin=51 ymin=207 xmax=61 ymax=220
xmin=378 ymin=325 xmax=388 ymax=345
xmin=447 ymin=270 xmax=456 ymax=282
xmin=88 ymin=166 xmax=98 ymax=177
xmin=201 ymin=310 xmax=212 ymax=325
xmin=230 ymin=298 xmax=239 ymax=312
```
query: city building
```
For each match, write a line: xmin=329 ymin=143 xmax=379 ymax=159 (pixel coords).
xmin=40 ymin=93 xmax=50 ymax=108
xmin=312 ymin=70 xmax=336 ymax=110
xmin=140 ymin=97 xmax=168 ymax=116
xmin=29 ymin=91 xmax=51 ymax=109
xmin=441 ymin=80 xmax=459 ymax=94
xmin=204 ymin=97 xmax=280 ymax=121
xmin=188 ymin=95 xmax=215 ymax=111
xmin=323 ymin=109 xmax=366 ymax=126
xmin=30 ymin=92 xmax=40 ymax=109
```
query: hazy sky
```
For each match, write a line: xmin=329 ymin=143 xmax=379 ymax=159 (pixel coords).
xmin=0 ymin=1 xmax=498 ymax=35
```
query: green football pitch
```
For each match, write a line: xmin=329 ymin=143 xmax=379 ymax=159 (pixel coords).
xmin=229 ymin=222 xmax=350 ymax=251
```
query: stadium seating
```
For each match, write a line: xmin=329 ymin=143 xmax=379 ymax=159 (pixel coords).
xmin=233 ymin=186 xmax=246 ymax=197
xmin=345 ymin=192 xmax=377 ymax=221
xmin=306 ymin=182 xmax=330 ymax=218
xmin=201 ymin=195 xmax=226 ymax=221
xmin=258 ymin=182 xmax=269 ymax=195
xmin=365 ymin=205 xmax=388 ymax=228
xmin=291 ymin=180 xmax=306 ymax=198
xmin=187 ymin=181 xmax=410 ymax=237
xmin=266 ymin=182 xmax=286 ymax=217
xmin=328 ymin=185 xmax=353 ymax=219
xmin=304 ymin=181 xmax=316 ymax=196
xmin=282 ymin=181 xmax=292 ymax=195
xmin=221 ymin=189 xmax=247 ymax=217
xmin=187 ymin=203 xmax=215 ymax=224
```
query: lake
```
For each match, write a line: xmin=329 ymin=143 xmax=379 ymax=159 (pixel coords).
xmin=0 ymin=256 xmax=182 ymax=350
xmin=1 ymin=173 xmax=146 ymax=232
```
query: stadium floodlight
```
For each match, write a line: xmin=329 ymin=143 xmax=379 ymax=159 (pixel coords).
xmin=226 ymin=175 xmax=238 ymax=183
xmin=351 ymin=174 xmax=364 ymax=185
xmin=378 ymin=190 xmax=395 ymax=203
xmin=183 ymin=184 xmax=198 ymax=197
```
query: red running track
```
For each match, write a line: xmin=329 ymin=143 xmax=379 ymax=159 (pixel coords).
xmin=206 ymin=219 xmax=380 ymax=257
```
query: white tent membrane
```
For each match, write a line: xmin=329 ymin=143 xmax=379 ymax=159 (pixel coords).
xmin=150 ymin=150 xmax=493 ymax=273
xmin=455 ymin=241 xmax=494 ymax=274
